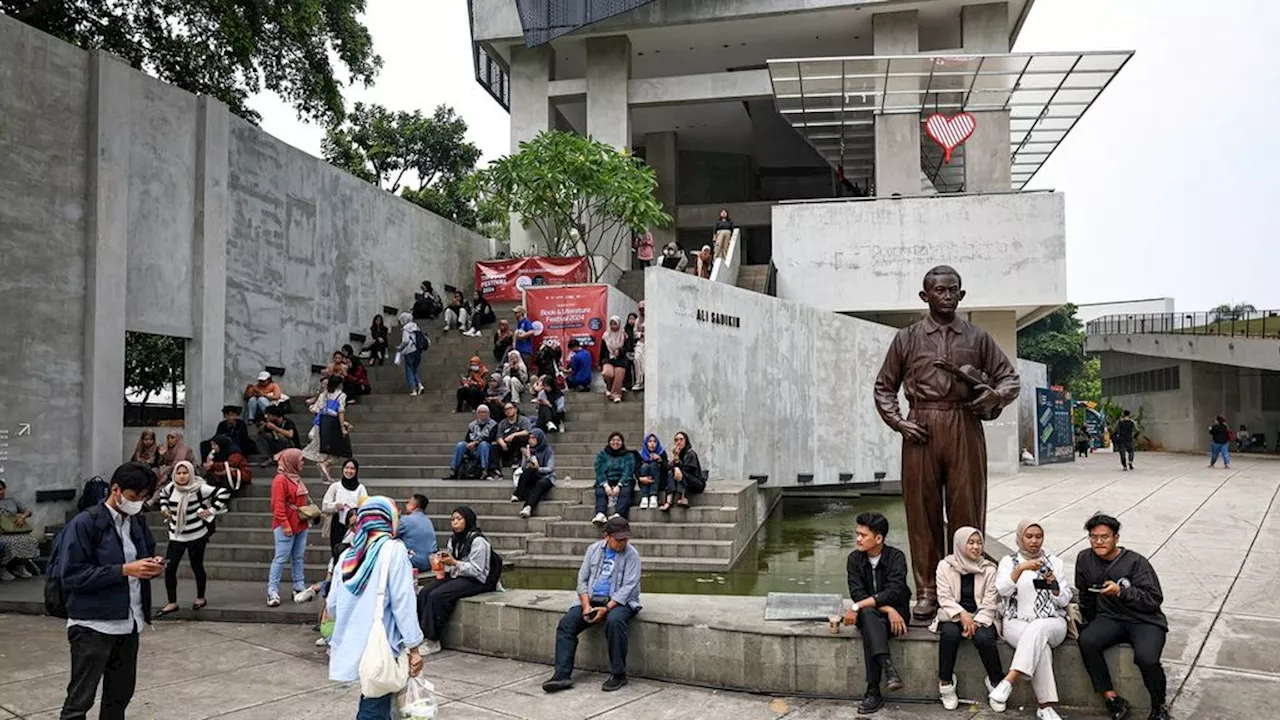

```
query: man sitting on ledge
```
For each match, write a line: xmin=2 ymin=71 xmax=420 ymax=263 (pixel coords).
xmin=845 ymin=511 xmax=911 ymax=715
xmin=542 ymin=516 xmax=641 ymax=694
xmin=565 ymin=339 xmax=593 ymax=391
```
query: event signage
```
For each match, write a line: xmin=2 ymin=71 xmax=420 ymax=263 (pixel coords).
xmin=475 ymin=256 xmax=589 ymax=302
xmin=1035 ymin=387 xmax=1075 ymax=465
xmin=524 ymin=284 xmax=610 ymax=366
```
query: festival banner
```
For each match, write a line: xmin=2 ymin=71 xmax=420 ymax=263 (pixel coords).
xmin=524 ymin=284 xmax=610 ymax=366
xmin=475 ymin=256 xmax=590 ymax=302
xmin=1035 ymin=387 xmax=1076 ymax=465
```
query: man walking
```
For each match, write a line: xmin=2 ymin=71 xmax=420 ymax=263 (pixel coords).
xmin=874 ymin=265 xmax=1019 ymax=621
xmin=1113 ymin=410 xmax=1137 ymax=471
xmin=58 ymin=462 xmax=164 ymax=720
xmin=845 ymin=511 xmax=912 ymax=714
xmin=1209 ymin=415 xmax=1231 ymax=468
xmin=542 ymin=517 xmax=641 ymax=694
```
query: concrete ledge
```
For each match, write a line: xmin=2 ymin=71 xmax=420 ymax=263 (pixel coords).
xmin=446 ymin=590 xmax=1152 ymax=711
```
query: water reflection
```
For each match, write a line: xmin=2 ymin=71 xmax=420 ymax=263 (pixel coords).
xmin=503 ymin=495 xmax=912 ymax=596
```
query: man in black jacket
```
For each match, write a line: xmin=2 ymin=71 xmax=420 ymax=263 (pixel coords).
xmin=1113 ymin=410 xmax=1137 ymax=470
xmin=845 ymin=511 xmax=912 ymax=714
xmin=1074 ymin=513 xmax=1170 ymax=720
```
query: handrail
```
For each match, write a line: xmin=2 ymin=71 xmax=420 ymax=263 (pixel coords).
xmin=778 ymin=188 xmax=1056 ymax=205
xmin=765 ymin=261 xmax=778 ymax=297
xmin=1086 ymin=310 xmax=1280 ymax=340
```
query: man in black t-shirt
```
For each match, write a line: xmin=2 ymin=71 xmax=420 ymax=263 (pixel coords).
xmin=257 ymin=405 xmax=300 ymax=466
xmin=1209 ymin=415 xmax=1231 ymax=468
xmin=1113 ymin=410 xmax=1136 ymax=471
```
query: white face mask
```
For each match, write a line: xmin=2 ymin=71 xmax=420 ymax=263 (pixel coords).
xmin=117 ymin=498 xmax=144 ymax=516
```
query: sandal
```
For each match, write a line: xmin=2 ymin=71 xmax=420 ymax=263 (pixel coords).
xmin=677 ymin=497 xmax=690 ymax=507
xmin=659 ymin=503 xmax=671 ymax=512
xmin=193 ymin=599 xmax=207 ymax=611
xmin=155 ymin=604 xmax=180 ymax=619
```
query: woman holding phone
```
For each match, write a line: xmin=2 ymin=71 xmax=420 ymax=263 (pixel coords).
xmin=416 ymin=507 xmax=500 ymax=655
xmin=990 ymin=520 xmax=1073 ymax=720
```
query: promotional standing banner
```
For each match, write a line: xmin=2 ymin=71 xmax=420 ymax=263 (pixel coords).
xmin=1035 ymin=387 xmax=1075 ymax=464
xmin=475 ymin=256 xmax=589 ymax=302
xmin=524 ymin=285 xmax=610 ymax=366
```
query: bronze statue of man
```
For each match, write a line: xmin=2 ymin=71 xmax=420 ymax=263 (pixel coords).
xmin=873 ymin=265 xmax=1019 ymax=621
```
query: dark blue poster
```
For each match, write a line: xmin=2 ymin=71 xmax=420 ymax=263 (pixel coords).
xmin=1035 ymin=388 xmax=1075 ymax=465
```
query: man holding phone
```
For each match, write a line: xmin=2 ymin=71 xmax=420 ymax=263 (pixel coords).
xmin=57 ymin=462 xmax=164 ymax=720
xmin=542 ymin=517 xmax=642 ymax=694
xmin=1075 ymin=513 xmax=1170 ymax=720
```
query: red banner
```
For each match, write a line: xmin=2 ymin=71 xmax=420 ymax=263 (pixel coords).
xmin=524 ymin=285 xmax=610 ymax=367
xmin=475 ymin=256 xmax=590 ymax=302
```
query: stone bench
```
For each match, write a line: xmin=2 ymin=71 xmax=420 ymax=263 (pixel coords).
xmin=444 ymin=589 xmax=1154 ymax=711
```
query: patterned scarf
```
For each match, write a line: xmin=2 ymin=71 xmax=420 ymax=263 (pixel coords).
xmin=340 ymin=496 xmax=399 ymax=596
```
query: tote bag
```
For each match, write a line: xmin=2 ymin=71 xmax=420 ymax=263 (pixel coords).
xmin=358 ymin=551 xmax=410 ymax=697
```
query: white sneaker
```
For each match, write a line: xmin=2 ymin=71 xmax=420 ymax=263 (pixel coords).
xmin=0 ymin=568 xmax=14 ymax=581
xmin=510 ymin=494 xmax=520 ymax=503
xmin=987 ymin=679 xmax=1011 ymax=713
xmin=608 ymin=513 xmax=620 ymax=521
xmin=592 ymin=513 xmax=607 ymax=525
xmin=520 ymin=506 xmax=532 ymax=518
xmin=442 ymin=325 xmax=449 ymax=333
xmin=939 ymin=677 xmax=958 ymax=710
xmin=315 ymin=637 xmax=328 ymax=647
xmin=546 ymin=422 xmax=557 ymax=432
xmin=417 ymin=383 xmax=425 ymax=393
xmin=409 ymin=389 xmax=419 ymax=396
xmin=1036 ymin=707 xmax=1063 ymax=720
xmin=640 ymin=496 xmax=651 ymax=509
xmin=420 ymin=639 xmax=443 ymax=655
xmin=293 ymin=586 xmax=316 ymax=603
xmin=12 ymin=566 xmax=32 ymax=579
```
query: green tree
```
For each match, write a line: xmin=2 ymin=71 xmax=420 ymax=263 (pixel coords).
xmin=124 ymin=332 xmax=184 ymax=406
xmin=468 ymin=130 xmax=672 ymax=279
xmin=323 ymin=103 xmax=483 ymax=228
xmin=1017 ymin=303 xmax=1099 ymax=402
xmin=1210 ymin=302 xmax=1257 ymax=322
xmin=3 ymin=0 xmax=381 ymax=125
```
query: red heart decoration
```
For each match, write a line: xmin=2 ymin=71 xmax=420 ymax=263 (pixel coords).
xmin=924 ymin=112 xmax=977 ymax=164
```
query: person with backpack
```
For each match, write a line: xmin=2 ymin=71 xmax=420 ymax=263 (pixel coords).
xmin=447 ymin=405 xmax=498 ymax=480
xmin=53 ymin=462 xmax=163 ymax=720
xmin=396 ymin=311 xmax=427 ymax=396
xmin=416 ymin=506 xmax=501 ymax=656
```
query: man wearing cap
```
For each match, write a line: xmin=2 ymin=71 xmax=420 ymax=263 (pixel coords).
xmin=542 ymin=517 xmax=642 ymax=694
xmin=513 ymin=306 xmax=536 ymax=368
xmin=243 ymin=371 xmax=282 ymax=423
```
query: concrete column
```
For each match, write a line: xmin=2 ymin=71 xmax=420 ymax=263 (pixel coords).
xmin=961 ymin=3 xmax=1012 ymax=192
xmin=970 ymin=309 xmax=1019 ymax=476
xmin=586 ymin=36 xmax=633 ymax=279
xmin=186 ymin=97 xmax=230 ymax=445
xmin=83 ymin=51 xmax=131 ymax=477
xmin=508 ymin=44 xmax=555 ymax=255
xmin=872 ymin=12 xmax=921 ymax=197
xmin=644 ymin=131 xmax=678 ymax=252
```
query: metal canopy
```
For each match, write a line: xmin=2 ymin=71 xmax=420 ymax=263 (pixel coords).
xmin=766 ymin=51 xmax=1133 ymax=192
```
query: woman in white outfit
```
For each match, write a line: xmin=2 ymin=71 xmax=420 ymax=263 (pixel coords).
xmin=989 ymin=519 xmax=1073 ymax=720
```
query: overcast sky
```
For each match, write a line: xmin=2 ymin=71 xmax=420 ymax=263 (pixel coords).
xmin=253 ymin=0 xmax=1279 ymax=312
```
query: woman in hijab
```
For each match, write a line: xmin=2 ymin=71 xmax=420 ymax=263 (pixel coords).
xmin=484 ymin=372 xmax=508 ymax=417
xmin=695 ymin=245 xmax=714 ymax=279
xmin=321 ymin=459 xmax=369 ymax=562
xmin=492 ymin=318 xmax=514 ymax=364
xmin=130 ymin=430 xmax=161 ymax=469
xmin=368 ymin=314 xmax=389 ymax=365
xmin=267 ymin=448 xmax=314 ymax=607
xmin=659 ymin=241 xmax=688 ymax=272
xmin=990 ymin=520 xmax=1073 ymax=719
xmin=600 ymin=316 xmax=628 ymax=403
xmin=153 ymin=460 xmax=231 ymax=617
xmin=592 ymin=432 xmax=636 ymax=523
xmin=467 ymin=290 xmax=495 ymax=336
xmin=203 ymin=433 xmax=254 ymax=495
xmin=456 ymin=355 xmax=489 ymax=413
xmin=156 ymin=430 xmax=195 ymax=483
xmin=417 ymin=506 xmax=497 ymax=655
xmin=514 ymin=429 xmax=557 ymax=519
xmin=501 ymin=349 xmax=529 ymax=404
xmin=534 ymin=374 xmax=565 ymax=433
xmin=637 ymin=433 xmax=667 ymax=510
xmin=931 ymin=526 xmax=1004 ymax=711
xmin=327 ymin=496 xmax=424 ymax=719
xmin=660 ymin=431 xmax=705 ymax=511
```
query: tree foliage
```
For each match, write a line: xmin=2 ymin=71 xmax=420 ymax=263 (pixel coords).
xmin=323 ymin=103 xmax=483 ymax=229
xmin=3 ymin=0 xmax=381 ymax=125
xmin=1017 ymin=303 xmax=1099 ymax=402
xmin=468 ymin=130 xmax=672 ymax=279
xmin=124 ymin=332 xmax=184 ymax=405
xmin=1211 ymin=302 xmax=1257 ymax=322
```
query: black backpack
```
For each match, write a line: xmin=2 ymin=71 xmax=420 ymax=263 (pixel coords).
xmin=457 ymin=452 xmax=484 ymax=480
xmin=482 ymin=549 xmax=504 ymax=592
xmin=412 ymin=328 xmax=430 ymax=353
xmin=76 ymin=476 xmax=109 ymax=511
xmin=44 ymin=505 xmax=105 ymax=618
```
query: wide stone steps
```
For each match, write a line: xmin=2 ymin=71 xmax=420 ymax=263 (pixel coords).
xmin=222 ymin=495 xmax=578 ymax=519
xmin=544 ymin=518 xmax=737 ymax=542
xmin=147 ymin=511 xmax=554 ymax=536
xmin=525 ymin=536 xmax=734 ymax=560
xmin=335 ymin=420 xmax=643 ymax=433
xmin=513 ymin=555 xmax=729 ymax=571
xmin=351 ymin=453 xmax=605 ymax=467
xmin=350 ymin=442 xmax=617 ymax=455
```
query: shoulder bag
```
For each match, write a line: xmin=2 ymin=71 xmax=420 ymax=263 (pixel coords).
xmin=286 ymin=478 xmax=322 ymax=523
xmin=359 ymin=550 xmax=410 ymax=697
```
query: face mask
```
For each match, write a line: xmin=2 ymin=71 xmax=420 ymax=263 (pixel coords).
xmin=470 ymin=365 xmax=479 ymax=371
xmin=117 ymin=497 xmax=144 ymax=516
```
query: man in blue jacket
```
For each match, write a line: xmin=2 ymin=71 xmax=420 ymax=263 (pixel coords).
xmin=59 ymin=462 xmax=163 ymax=720
xmin=542 ymin=517 xmax=641 ymax=693
xmin=565 ymin=339 xmax=593 ymax=391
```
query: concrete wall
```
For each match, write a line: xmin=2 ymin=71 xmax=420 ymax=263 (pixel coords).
xmin=677 ymin=151 xmax=753 ymax=206
xmin=642 ymin=267 xmax=901 ymax=487
xmin=1076 ymin=298 xmax=1175 ymax=325
xmin=1017 ymin=358 xmax=1048 ymax=460
xmin=1097 ymin=351 xmax=1197 ymax=452
xmin=1086 ymin=333 xmax=1280 ymax=373
xmin=772 ymin=193 xmax=1067 ymax=317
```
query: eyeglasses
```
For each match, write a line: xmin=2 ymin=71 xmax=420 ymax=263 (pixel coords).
xmin=1088 ymin=534 xmax=1114 ymax=543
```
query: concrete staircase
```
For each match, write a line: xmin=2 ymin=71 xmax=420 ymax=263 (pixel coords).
xmin=154 ymin=305 xmax=759 ymax=582
xmin=736 ymin=264 xmax=770 ymax=294
xmin=616 ymin=269 xmax=645 ymax=302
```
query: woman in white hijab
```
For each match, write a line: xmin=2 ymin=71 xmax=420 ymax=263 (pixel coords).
xmin=931 ymin=526 xmax=1004 ymax=711
xmin=600 ymin=316 xmax=628 ymax=403
xmin=501 ymin=349 xmax=529 ymax=403
xmin=153 ymin=460 xmax=231 ymax=617
xmin=990 ymin=520 xmax=1073 ymax=720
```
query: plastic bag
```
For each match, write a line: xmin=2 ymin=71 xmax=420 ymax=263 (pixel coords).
xmin=397 ymin=675 xmax=438 ymax=719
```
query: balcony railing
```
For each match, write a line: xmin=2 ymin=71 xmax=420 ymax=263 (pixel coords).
xmin=1086 ymin=311 xmax=1280 ymax=339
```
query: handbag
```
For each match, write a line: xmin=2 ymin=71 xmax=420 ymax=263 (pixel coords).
xmin=0 ymin=515 xmax=32 ymax=534
xmin=286 ymin=478 xmax=322 ymax=523
xmin=359 ymin=552 xmax=410 ymax=697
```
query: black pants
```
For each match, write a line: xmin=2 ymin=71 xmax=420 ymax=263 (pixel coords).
xmin=369 ymin=338 xmax=388 ymax=364
xmin=164 ymin=536 xmax=209 ymax=604
xmin=497 ymin=437 xmax=528 ymax=467
xmin=418 ymin=577 xmax=487 ymax=642
xmin=1115 ymin=441 xmax=1135 ymax=468
xmin=937 ymin=621 xmax=1004 ymax=685
xmin=554 ymin=604 xmax=636 ymax=678
xmin=595 ymin=483 xmax=633 ymax=518
xmin=456 ymin=386 xmax=484 ymax=412
xmin=515 ymin=469 xmax=555 ymax=510
xmin=856 ymin=608 xmax=892 ymax=693
xmin=259 ymin=431 xmax=296 ymax=458
xmin=61 ymin=626 xmax=139 ymax=720
xmin=1077 ymin=616 xmax=1167 ymax=709
xmin=536 ymin=404 xmax=562 ymax=430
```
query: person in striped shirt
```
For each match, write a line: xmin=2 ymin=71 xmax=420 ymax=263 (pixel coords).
xmin=153 ymin=461 xmax=230 ymax=617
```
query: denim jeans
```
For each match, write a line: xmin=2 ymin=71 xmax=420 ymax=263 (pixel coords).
xmin=356 ymin=693 xmax=393 ymax=720
xmin=451 ymin=441 xmax=491 ymax=471
xmin=268 ymin=526 xmax=308 ymax=597
xmin=637 ymin=462 xmax=662 ymax=498
xmin=403 ymin=350 xmax=422 ymax=390
xmin=554 ymin=604 xmax=636 ymax=678
xmin=1210 ymin=442 xmax=1231 ymax=467
xmin=246 ymin=395 xmax=271 ymax=421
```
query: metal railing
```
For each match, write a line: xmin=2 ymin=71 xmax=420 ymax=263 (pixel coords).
xmin=1086 ymin=310 xmax=1280 ymax=339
